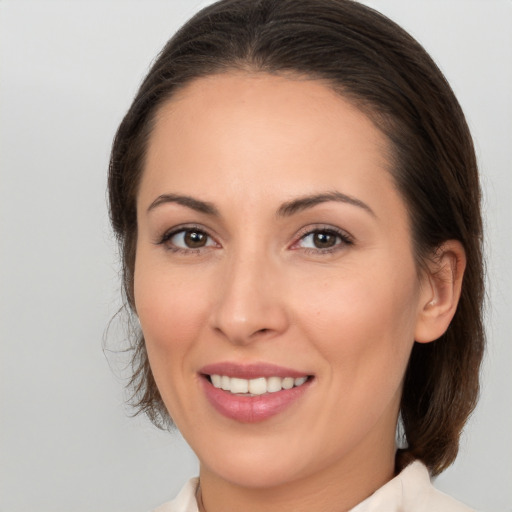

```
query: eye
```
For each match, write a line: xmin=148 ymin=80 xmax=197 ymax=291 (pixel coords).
xmin=300 ymin=231 xmax=338 ymax=249
xmin=293 ymin=227 xmax=353 ymax=253
xmin=159 ymin=227 xmax=218 ymax=252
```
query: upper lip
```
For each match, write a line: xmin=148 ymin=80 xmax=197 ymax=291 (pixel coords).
xmin=199 ymin=362 xmax=311 ymax=379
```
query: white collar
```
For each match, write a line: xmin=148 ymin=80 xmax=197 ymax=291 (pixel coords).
xmin=154 ymin=461 xmax=473 ymax=512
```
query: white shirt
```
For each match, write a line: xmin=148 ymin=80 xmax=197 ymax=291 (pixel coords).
xmin=153 ymin=461 xmax=474 ymax=512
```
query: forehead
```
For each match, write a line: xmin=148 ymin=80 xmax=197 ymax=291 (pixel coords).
xmin=140 ymin=72 xmax=398 ymax=215
xmin=152 ymin=72 xmax=389 ymax=156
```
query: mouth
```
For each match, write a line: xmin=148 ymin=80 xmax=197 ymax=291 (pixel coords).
xmin=205 ymin=374 xmax=310 ymax=396
xmin=198 ymin=362 xmax=314 ymax=423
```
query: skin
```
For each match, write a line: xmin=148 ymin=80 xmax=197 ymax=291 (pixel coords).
xmin=134 ymin=73 xmax=464 ymax=512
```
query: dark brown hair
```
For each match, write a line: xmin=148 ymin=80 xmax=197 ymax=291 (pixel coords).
xmin=108 ymin=0 xmax=484 ymax=476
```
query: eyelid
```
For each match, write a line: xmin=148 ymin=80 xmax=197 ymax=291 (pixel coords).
xmin=155 ymin=223 xmax=221 ymax=252
xmin=154 ymin=223 xmax=353 ymax=254
xmin=290 ymin=224 xmax=354 ymax=252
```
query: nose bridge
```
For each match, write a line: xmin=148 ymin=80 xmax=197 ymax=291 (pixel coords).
xmin=210 ymin=242 xmax=287 ymax=344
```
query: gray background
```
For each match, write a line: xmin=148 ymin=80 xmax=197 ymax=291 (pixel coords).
xmin=1 ymin=1 xmax=510 ymax=511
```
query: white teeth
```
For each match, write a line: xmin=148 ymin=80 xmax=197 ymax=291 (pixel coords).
xmin=221 ymin=375 xmax=230 ymax=390
xmin=230 ymin=377 xmax=249 ymax=394
xmin=211 ymin=374 xmax=222 ymax=388
xmin=248 ymin=377 xmax=267 ymax=395
xmin=267 ymin=376 xmax=282 ymax=393
xmin=282 ymin=377 xmax=294 ymax=390
xmin=294 ymin=376 xmax=307 ymax=386
xmin=210 ymin=374 xmax=308 ymax=394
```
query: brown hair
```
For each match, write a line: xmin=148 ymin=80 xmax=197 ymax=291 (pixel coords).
xmin=108 ymin=0 xmax=484 ymax=476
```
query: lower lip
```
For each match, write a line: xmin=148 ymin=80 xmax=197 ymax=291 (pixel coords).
xmin=200 ymin=377 xmax=312 ymax=423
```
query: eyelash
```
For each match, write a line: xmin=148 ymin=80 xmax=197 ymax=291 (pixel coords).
xmin=156 ymin=225 xmax=354 ymax=255
xmin=156 ymin=224 xmax=217 ymax=254
xmin=292 ymin=226 xmax=354 ymax=255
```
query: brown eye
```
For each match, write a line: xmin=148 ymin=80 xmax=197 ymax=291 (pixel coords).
xmin=183 ymin=230 xmax=207 ymax=248
xmin=164 ymin=228 xmax=216 ymax=251
xmin=295 ymin=228 xmax=352 ymax=253
xmin=312 ymin=232 xmax=337 ymax=249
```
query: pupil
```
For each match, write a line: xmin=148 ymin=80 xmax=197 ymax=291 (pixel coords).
xmin=185 ymin=231 xmax=206 ymax=248
xmin=314 ymin=232 xmax=336 ymax=248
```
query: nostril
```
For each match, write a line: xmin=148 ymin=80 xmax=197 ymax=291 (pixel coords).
xmin=251 ymin=327 xmax=273 ymax=338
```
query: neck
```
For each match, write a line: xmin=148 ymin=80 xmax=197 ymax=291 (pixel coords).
xmin=197 ymin=445 xmax=396 ymax=512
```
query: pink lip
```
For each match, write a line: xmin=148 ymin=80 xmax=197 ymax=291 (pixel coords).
xmin=199 ymin=362 xmax=313 ymax=423
xmin=199 ymin=362 xmax=309 ymax=379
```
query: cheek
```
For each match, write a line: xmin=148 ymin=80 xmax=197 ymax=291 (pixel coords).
xmin=133 ymin=258 xmax=214 ymax=423
xmin=295 ymin=263 xmax=421 ymax=381
xmin=133 ymin=258 xmax=210 ymax=360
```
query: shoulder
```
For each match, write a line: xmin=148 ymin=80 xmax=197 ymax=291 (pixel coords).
xmin=400 ymin=461 xmax=474 ymax=512
xmin=350 ymin=461 xmax=474 ymax=512
xmin=152 ymin=477 xmax=199 ymax=512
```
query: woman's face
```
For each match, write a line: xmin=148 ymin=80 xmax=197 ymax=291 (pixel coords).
xmin=134 ymin=73 xmax=432 ymax=489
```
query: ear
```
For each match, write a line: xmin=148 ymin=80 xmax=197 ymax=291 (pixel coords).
xmin=414 ymin=240 xmax=466 ymax=344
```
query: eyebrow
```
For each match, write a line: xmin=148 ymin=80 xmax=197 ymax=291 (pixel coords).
xmin=146 ymin=190 xmax=375 ymax=218
xmin=277 ymin=191 xmax=375 ymax=217
xmin=147 ymin=193 xmax=219 ymax=215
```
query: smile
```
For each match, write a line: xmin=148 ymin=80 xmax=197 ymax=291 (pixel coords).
xmin=209 ymin=375 xmax=309 ymax=395
xmin=199 ymin=363 xmax=313 ymax=423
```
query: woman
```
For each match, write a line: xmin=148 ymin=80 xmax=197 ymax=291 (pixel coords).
xmin=108 ymin=0 xmax=484 ymax=510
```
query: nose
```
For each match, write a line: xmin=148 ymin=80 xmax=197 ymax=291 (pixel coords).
xmin=209 ymin=250 xmax=289 ymax=345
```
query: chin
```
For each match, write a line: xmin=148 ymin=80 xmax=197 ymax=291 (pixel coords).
xmin=203 ymin=453 xmax=308 ymax=489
